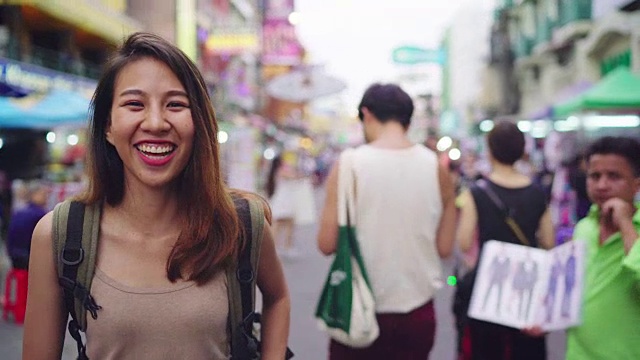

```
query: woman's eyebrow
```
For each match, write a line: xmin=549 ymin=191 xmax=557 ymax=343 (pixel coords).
xmin=165 ymin=90 xmax=189 ymax=98
xmin=119 ymin=89 xmax=144 ymax=97
xmin=118 ymin=89 xmax=188 ymax=98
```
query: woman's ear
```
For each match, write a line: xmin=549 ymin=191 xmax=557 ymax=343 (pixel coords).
xmin=105 ymin=122 xmax=114 ymax=145
xmin=104 ymin=117 xmax=115 ymax=146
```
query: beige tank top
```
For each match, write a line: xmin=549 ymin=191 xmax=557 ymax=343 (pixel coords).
xmin=86 ymin=268 xmax=230 ymax=359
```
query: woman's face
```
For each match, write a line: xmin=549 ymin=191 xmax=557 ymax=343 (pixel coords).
xmin=106 ymin=57 xmax=195 ymax=191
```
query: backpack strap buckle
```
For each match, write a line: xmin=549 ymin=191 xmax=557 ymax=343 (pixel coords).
xmin=61 ymin=248 xmax=84 ymax=266
xmin=237 ymin=268 xmax=254 ymax=284
xmin=58 ymin=276 xmax=102 ymax=319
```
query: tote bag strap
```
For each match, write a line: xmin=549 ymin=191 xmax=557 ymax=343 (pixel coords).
xmin=337 ymin=149 xmax=372 ymax=284
xmin=337 ymin=149 xmax=357 ymax=227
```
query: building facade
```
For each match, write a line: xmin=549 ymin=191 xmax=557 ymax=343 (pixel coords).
xmin=441 ymin=0 xmax=496 ymax=136
xmin=487 ymin=0 xmax=640 ymax=121
xmin=0 ymin=1 xmax=140 ymax=94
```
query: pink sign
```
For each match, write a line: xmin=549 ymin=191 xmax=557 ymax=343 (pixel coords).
xmin=262 ymin=19 xmax=303 ymax=65
xmin=264 ymin=0 xmax=294 ymax=20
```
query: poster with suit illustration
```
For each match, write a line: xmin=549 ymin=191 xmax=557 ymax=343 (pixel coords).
xmin=535 ymin=239 xmax=586 ymax=331
xmin=467 ymin=240 xmax=586 ymax=331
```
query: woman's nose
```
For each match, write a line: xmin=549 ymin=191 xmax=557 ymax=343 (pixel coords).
xmin=141 ymin=106 xmax=170 ymax=132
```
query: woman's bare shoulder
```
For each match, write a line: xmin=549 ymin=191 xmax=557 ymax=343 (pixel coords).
xmin=32 ymin=211 xmax=55 ymax=244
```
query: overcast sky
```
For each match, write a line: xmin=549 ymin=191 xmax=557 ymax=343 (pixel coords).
xmin=294 ymin=0 xmax=487 ymax=111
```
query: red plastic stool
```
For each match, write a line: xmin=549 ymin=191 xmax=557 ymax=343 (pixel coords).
xmin=3 ymin=268 xmax=29 ymax=324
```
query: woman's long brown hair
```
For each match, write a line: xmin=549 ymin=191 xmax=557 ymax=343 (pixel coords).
xmin=77 ymin=32 xmax=240 ymax=284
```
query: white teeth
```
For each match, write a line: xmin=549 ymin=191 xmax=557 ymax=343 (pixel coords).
xmin=136 ymin=144 xmax=175 ymax=154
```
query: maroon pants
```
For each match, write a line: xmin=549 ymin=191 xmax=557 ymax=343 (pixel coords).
xmin=329 ymin=300 xmax=436 ymax=360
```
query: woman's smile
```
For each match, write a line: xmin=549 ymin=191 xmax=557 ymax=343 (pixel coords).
xmin=134 ymin=141 xmax=177 ymax=166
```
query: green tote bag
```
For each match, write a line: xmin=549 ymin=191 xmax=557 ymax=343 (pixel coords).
xmin=315 ymin=149 xmax=379 ymax=348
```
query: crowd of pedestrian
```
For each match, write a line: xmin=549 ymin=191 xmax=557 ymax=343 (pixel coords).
xmin=314 ymin=83 xmax=640 ymax=360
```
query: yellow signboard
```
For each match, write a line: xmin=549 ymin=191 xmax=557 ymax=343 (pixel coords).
xmin=205 ymin=34 xmax=259 ymax=54
xmin=7 ymin=0 xmax=141 ymax=45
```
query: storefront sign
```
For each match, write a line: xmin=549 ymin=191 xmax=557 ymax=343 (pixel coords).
xmin=262 ymin=19 xmax=302 ymax=66
xmin=392 ymin=46 xmax=446 ymax=65
xmin=206 ymin=33 xmax=259 ymax=54
xmin=0 ymin=57 xmax=96 ymax=95
xmin=264 ymin=0 xmax=294 ymax=20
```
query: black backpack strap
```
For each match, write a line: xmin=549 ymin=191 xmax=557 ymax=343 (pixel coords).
xmin=53 ymin=200 xmax=102 ymax=360
xmin=228 ymin=195 xmax=270 ymax=359
xmin=228 ymin=196 xmax=257 ymax=359
xmin=237 ymin=197 xmax=258 ymax=335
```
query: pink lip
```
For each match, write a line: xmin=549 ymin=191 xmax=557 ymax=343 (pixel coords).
xmin=134 ymin=140 xmax=177 ymax=167
xmin=137 ymin=150 xmax=176 ymax=166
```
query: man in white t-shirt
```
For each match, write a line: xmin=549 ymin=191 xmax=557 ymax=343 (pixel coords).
xmin=317 ymin=83 xmax=456 ymax=360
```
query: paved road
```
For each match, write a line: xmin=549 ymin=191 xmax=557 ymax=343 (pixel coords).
xmin=1 ymin=188 xmax=565 ymax=359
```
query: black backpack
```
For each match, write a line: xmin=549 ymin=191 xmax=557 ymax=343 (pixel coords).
xmin=52 ymin=197 xmax=293 ymax=359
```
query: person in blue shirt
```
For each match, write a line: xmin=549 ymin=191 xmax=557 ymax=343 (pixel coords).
xmin=5 ymin=181 xmax=49 ymax=270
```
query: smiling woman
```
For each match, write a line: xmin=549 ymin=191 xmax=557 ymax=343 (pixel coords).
xmin=22 ymin=32 xmax=291 ymax=360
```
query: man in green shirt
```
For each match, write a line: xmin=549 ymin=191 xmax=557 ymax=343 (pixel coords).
xmin=566 ymin=136 xmax=640 ymax=359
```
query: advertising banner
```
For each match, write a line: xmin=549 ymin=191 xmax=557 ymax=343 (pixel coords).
xmin=264 ymin=0 xmax=294 ymax=20
xmin=262 ymin=19 xmax=303 ymax=66
xmin=0 ymin=57 xmax=96 ymax=95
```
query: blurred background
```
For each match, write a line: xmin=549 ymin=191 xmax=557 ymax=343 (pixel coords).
xmin=0 ymin=0 xmax=639 ymax=358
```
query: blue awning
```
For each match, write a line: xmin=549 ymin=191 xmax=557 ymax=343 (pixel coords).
xmin=0 ymin=89 xmax=90 ymax=129
xmin=0 ymin=81 xmax=31 ymax=97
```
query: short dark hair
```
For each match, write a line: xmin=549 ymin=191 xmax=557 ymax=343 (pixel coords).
xmin=487 ymin=120 xmax=525 ymax=165
xmin=357 ymin=83 xmax=414 ymax=129
xmin=585 ymin=136 xmax=640 ymax=177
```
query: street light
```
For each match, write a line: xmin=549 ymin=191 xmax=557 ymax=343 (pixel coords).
xmin=448 ymin=148 xmax=461 ymax=161
xmin=436 ymin=136 xmax=453 ymax=152
xmin=288 ymin=11 xmax=301 ymax=25
xmin=218 ymin=130 xmax=229 ymax=144
xmin=479 ymin=119 xmax=494 ymax=132
xmin=263 ymin=148 xmax=276 ymax=160
xmin=67 ymin=134 xmax=79 ymax=146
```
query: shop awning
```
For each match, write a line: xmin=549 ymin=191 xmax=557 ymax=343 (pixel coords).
xmin=525 ymin=81 xmax=592 ymax=119
xmin=0 ymin=81 xmax=31 ymax=97
xmin=553 ymin=67 xmax=640 ymax=118
xmin=7 ymin=0 xmax=141 ymax=45
xmin=0 ymin=89 xmax=90 ymax=129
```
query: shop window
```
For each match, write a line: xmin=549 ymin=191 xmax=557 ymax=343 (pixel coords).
xmin=558 ymin=0 xmax=591 ymax=26
xmin=556 ymin=45 xmax=573 ymax=66
xmin=531 ymin=65 xmax=541 ymax=81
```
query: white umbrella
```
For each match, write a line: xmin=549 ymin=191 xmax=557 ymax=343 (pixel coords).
xmin=266 ymin=66 xmax=346 ymax=103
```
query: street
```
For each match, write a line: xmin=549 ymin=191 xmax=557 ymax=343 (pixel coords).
xmin=0 ymin=189 xmax=566 ymax=359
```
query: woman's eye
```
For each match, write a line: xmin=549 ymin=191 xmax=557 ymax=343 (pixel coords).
xmin=124 ymin=101 xmax=143 ymax=108
xmin=168 ymin=102 xmax=189 ymax=108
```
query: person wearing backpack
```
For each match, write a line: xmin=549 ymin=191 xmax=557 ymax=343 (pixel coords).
xmin=22 ymin=32 xmax=290 ymax=360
